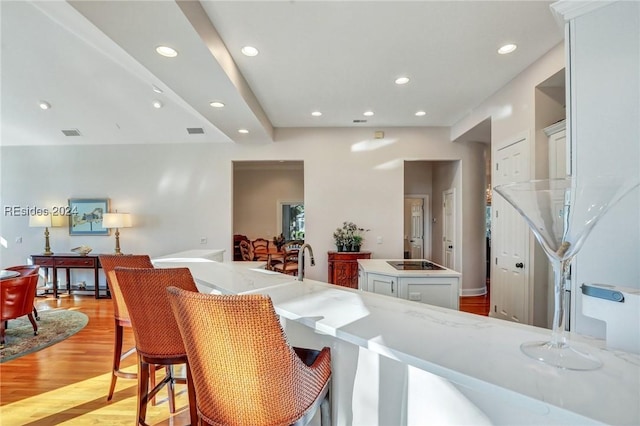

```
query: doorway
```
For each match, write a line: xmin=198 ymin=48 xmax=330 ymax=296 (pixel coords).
xmin=443 ymin=188 xmax=456 ymax=270
xmin=404 ymin=196 xmax=429 ymax=259
xmin=232 ymin=161 xmax=304 ymax=257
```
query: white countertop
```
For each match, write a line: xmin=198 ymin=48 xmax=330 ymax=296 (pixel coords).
xmin=152 ymin=258 xmax=293 ymax=294
xmin=152 ymin=255 xmax=640 ymax=425
xmin=358 ymin=259 xmax=461 ymax=277
xmin=153 ymin=249 xmax=225 ymax=262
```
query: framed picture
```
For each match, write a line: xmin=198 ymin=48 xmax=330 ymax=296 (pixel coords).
xmin=68 ymin=198 xmax=110 ymax=235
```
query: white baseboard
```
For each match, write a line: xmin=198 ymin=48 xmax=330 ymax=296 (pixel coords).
xmin=460 ymin=286 xmax=487 ymax=297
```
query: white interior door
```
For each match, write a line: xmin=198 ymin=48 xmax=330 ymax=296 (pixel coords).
xmin=492 ymin=135 xmax=530 ymax=323
xmin=409 ymin=199 xmax=424 ymax=259
xmin=443 ymin=189 xmax=455 ymax=270
xmin=548 ymin=127 xmax=568 ymax=179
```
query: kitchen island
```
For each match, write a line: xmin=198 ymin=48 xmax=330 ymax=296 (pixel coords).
xmin=153 ymin=254 xmax=639 ymax=426
xmin=358 ymin=259 xmax=461 ymax=309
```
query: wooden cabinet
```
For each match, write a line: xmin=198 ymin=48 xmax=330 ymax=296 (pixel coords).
xmin=327 ymin=251 xmax=371 ymax=288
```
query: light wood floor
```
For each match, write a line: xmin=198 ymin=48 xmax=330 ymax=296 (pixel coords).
xmin=0 ymin=292 xmax=489 ymax=425
xmin=0 ymin=295 xmax=192 ymax=425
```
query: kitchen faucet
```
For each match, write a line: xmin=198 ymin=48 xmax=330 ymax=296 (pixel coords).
xmin=297 ymin=243 xmax=315 ymax=281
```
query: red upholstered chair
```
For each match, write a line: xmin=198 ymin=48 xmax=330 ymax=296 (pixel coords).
xmin=114 ymin=267 xmax=198 ymax=425
xmin=1 ymin=266 xmax=40 ymax=348
xmin=99 ymin=255 xmax=157 ymax=402
xmin=5 ymin=265 xmax=41 ymax=320
xmin=166 ymin=287 xmax=332 ymax=426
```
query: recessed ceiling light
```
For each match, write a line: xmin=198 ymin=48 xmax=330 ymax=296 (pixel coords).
xmin=39 ymin=101 xmax=51 ymax=110
xmin=311 ymin=111 xmax=322 ymax=117
xmin=152 ymin=100 xmax=163 ymax=109
xmin=209 ymin=101 xmax=225 ymax=108
xmin=395 ymin=77 xmax=410 ymax=85
xmin=156 ymin=45 xmax=178 ymax=58
xmin=241 ymin=46 xmax=259 ymax=57
xmin=152 ymin=85 xmax=164 ymax=94
xmin=415 ymin=111 xmax=426 ymax=117
xmin=498 ymin=44 xmax=517 ymax=55
xmin=238 ymin=129 xmax=249 ymax=134
xmin=363 ymin=111 xmax=374 ymax=117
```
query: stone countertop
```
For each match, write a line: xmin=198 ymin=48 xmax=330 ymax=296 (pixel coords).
xmin=152 ymin=254 xmax=640 ymax=425
xmin=357 ymin=258 xmax=461 ymax=277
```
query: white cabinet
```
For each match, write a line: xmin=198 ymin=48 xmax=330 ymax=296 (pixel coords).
xmin=367 ymin=273 xmax=397 ymax=298
xmin=398 ymin=277 xmax=459 ymax=310
xmin=359 ymin=260 xmax=461 ymax=310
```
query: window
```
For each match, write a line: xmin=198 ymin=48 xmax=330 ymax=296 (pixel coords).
xmin=281 ymin=202 xmax=304 ymax=241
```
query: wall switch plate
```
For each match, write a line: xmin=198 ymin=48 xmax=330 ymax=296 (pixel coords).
xmin=376 ymin=236 xmax=383 ymax=244
xmin=15 ymin=236 xmax=22 ymax=244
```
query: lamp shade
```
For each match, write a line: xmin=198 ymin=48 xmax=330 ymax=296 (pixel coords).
xmin=51 ymin=214 xmax=67 ymax=227
xmin=29 ymin=214 xmax=52 ymax=227
xmin=102 ymin=213 xmax=132 ymax=229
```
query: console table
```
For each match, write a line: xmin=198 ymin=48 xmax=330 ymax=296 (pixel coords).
xmin=31 ymin=253 xmax=108 ymax=299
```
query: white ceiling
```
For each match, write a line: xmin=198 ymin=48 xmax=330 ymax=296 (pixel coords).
xmin=0 ymin=1 xmax=563 ymax=146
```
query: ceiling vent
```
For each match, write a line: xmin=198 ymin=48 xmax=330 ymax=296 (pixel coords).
xmin=187 ymin=127 xmax=204 ymax=134
xmin=353 ymin=119 xmax=367 ymax=123
xmin=61 ymin=129 xmax=81 ymax=136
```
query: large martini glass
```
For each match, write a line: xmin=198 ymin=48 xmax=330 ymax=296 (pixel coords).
xmin=494 ymin=176 xmax=639 ymax=370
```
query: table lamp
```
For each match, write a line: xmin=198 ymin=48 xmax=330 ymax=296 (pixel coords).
xmin=29 ymin=214 xmax=53 ymax=255
xmin=102 ymin=212 xmax=132 ymax=255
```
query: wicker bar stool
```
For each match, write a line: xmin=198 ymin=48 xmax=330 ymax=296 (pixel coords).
xmin=99 ymin=255 xmax=158 ymax=402
xmin=115 ymin=267 xmax=198 ymax=426
xmin=166 ymin=287 xmax=332 ymax=426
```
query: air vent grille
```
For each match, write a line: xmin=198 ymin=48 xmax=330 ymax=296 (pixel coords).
xmin=353 ymin=119 xmax=367 ymax=123
xmin=187 ymin=127 xmax=204 ymax=134
xmin=61 ymin=129 xmax=81 ymax=136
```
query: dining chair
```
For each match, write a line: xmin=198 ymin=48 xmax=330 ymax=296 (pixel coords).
xmin=252 ymin=238 xmax=270 ymax=261
xmin=1 ymin=267 xmax=40 ymax=349
xmin=99 ymin=255 xmax=159 ymax=402
xmin=271 ymin=240 xmax=303 ymax=275
xmin=166 ymin=287 xmax=332 ymax=426
xmin=114 ymin=267 xmax=198 ymax=425
xmin=238 ymin=240 xmax=254 ymax=261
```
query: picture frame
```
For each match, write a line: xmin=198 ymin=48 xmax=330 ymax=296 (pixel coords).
xmin=68 ymin=198 xmax=110 ymax=236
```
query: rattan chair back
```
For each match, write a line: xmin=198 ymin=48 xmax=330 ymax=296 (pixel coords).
xmin=114 ymin=267 xmax=197 ymax=360
xmin=99 ymin=255 xmax=153 ymax=323
xmin=166 ymin=287 xmax=332 ymax=426
xmin=114 ymin=267 xmax=199 ymax=424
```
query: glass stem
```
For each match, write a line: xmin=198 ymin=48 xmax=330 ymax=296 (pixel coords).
xmin=550 ymin=258 xmax=569 ymax=347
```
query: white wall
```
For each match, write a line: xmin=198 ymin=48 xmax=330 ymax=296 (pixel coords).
xmin=452 ymin=43 xmax=566 ymax=148
xmin=0 ymin=127 xmax=487 ymax=290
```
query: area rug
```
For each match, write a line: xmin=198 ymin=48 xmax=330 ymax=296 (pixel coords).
xmin=0 ymin=309 xmax=89 ymax=363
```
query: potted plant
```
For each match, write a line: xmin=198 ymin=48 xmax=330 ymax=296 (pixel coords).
xmin=334 ymin=221 xmax=369 ymax=252
xmin=333 ymin=227 xmax=347 ymax=252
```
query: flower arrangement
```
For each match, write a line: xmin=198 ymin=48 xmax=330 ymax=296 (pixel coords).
xmin=273 ymin=233 xmax=286 ymax=250
xmin=333 ymin=221 xmax=369 ymax=252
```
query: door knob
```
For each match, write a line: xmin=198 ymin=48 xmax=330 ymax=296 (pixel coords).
xmin=515 ymin=262 xmax=524 ymax=268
